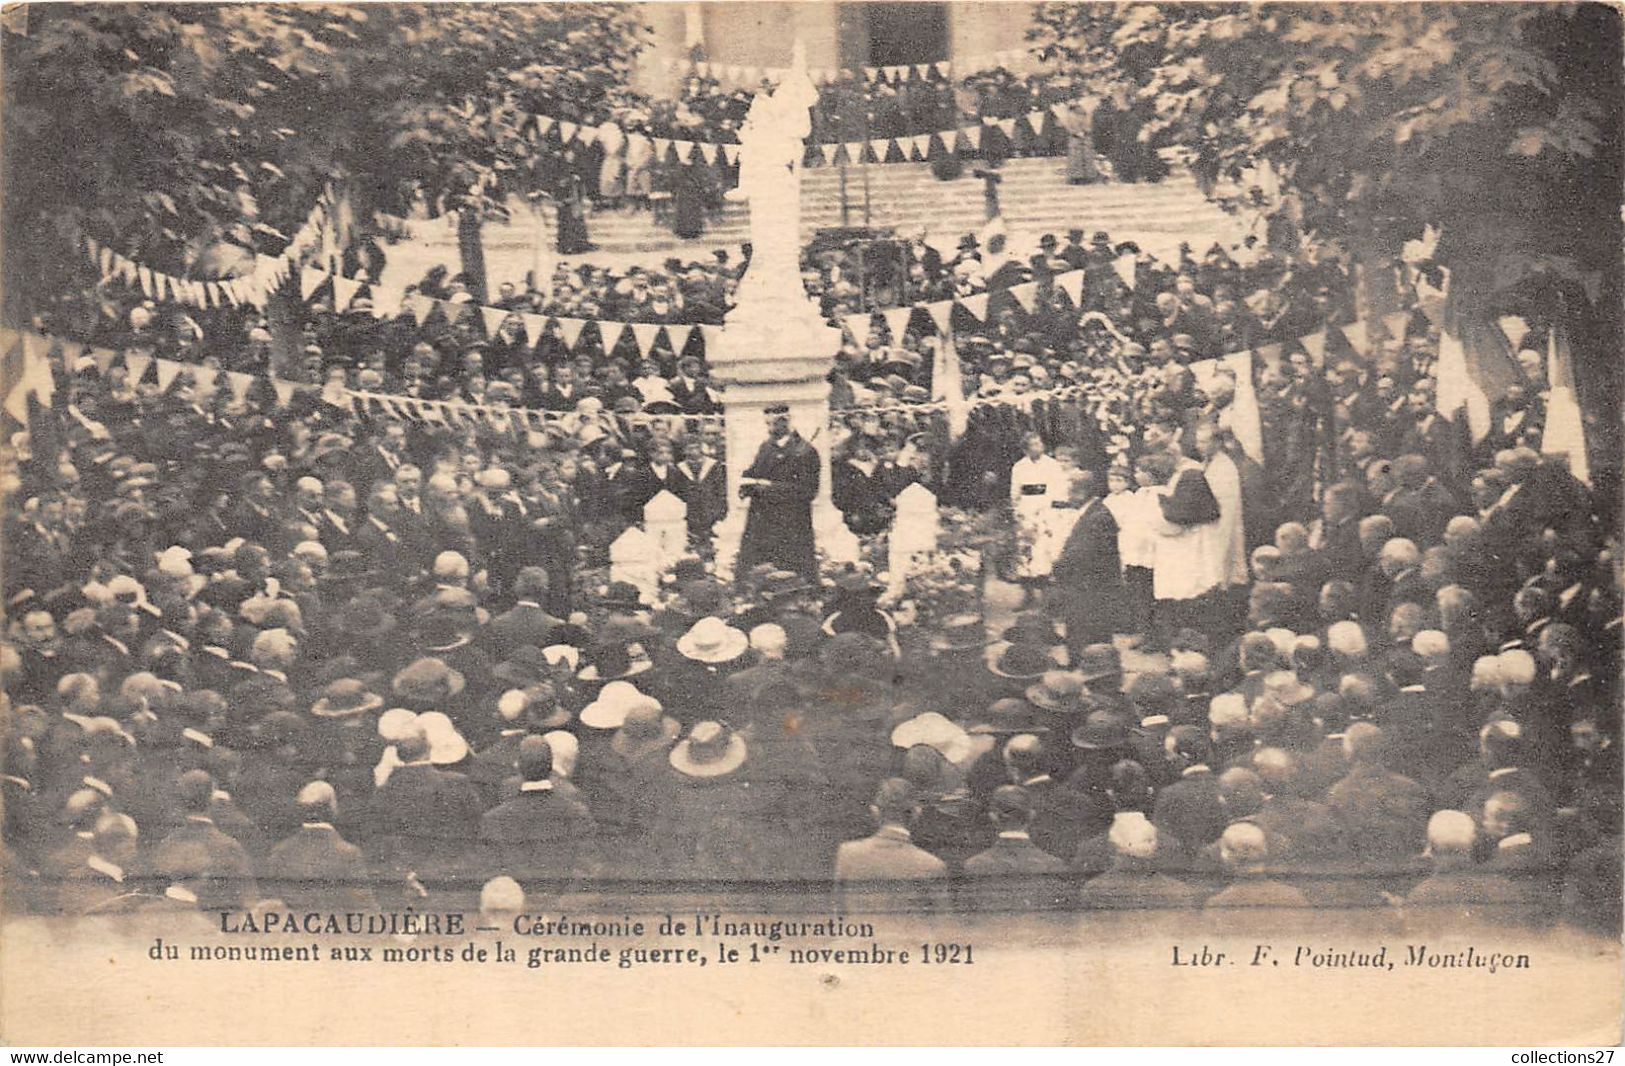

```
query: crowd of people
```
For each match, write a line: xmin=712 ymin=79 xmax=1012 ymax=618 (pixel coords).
xmin=3 ymin=227 xmax=1617 ymax=928
xmin=3 ymin=74 xmax=1617 ymax=925
xmin=530 ymin=60 xmax=1172 ymax=245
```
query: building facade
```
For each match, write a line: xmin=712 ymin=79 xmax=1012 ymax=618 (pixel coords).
xmin=639 ymin=1 xmax=1039 ymax=81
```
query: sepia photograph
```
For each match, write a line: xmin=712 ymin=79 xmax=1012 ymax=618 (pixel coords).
xmin=0 ymin=0 xmax=1619 ymax=1048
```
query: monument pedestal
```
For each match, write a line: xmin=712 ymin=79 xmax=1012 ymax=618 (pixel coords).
xmin=708 ymin=322 xmax=859 ymax=583
xmin=706 ymin=39 xmax=859 ymax=582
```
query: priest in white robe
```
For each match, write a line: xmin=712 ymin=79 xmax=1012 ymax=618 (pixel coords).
xmin=1197 ymin=421 xmax=1250 ymax=592
xmin=1009 ymin=433 xmax=1070 ymax=596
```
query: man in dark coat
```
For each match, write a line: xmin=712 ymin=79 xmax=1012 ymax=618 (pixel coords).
xmin=479 ymin=736 xmax=596 ymax=888
xmin=263 ymin=781 xmax=377 ymax=911
xmin=1151 ymin=726 xmax=1226 ymax=855
xmin=736 ymin=405 xmax=820 ymax=581
xmin=150 ymin=770 xmax=259 ymax=911
xmin=365 ymin=726 xmax=483 ymax=887
xmin=1325 ymin=722 xmax=1431 ymax=866
xmin=1050 ymin=470 xmax=1125 ymax=655
xmin=483 ymin=568 xmax=561 ymax=658
xmin=672 ymin=437 xmax=727 ymax=545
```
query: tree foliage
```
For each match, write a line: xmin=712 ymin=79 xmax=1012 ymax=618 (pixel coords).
xmin=1029 ymin=2 xmax=1622 ymax=312
xmin=1030 ymin=2 xmax=1622 ymax=464
xmin=2 ymin=3 xmax=647 ymax=319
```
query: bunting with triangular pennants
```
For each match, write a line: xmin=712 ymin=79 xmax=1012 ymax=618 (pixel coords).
xmin=81 ymin=192 xmax=339 ymax=311
xmin=654 ymin=45 xmax=1041 ymax=87
xmin=292 ymin=263 xmax=723 ymax=359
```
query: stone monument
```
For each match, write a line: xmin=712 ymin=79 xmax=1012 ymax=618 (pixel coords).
xmin=709 ymin=39 xmax=858 ymax=581
xmin=642 ymin=489 xmax=689 ymax=570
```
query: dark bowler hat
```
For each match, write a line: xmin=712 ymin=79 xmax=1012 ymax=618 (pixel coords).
xmin=930 ymin=613 xmax=989 ymax=652
xmin=1076 ymin=643 xmax=1123 ymax=684
xmin=1071 ymin=709 xmax=1129 ymax=751
xmin=991 ymin=642 xmax=1054 ymax=681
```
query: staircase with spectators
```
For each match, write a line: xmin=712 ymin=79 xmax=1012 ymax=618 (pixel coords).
xmin=394 ymin=157 xmax=1256 ymax=286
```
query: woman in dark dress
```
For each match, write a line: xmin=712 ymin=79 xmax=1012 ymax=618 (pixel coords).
xmin=672 ymin=160 xmax=706 ymax=240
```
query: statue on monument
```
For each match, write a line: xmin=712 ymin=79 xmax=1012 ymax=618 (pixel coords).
xmin=729 ymin=40 xmax=819 ymax=293
xmin=708 ymin=38 xmax=859 ymax=578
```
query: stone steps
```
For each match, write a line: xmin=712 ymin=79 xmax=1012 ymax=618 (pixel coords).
xmin=387 ymin=156 xmax=1249 ymax=281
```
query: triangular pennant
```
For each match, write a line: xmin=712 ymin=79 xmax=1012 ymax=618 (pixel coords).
xmin=1299 ymin=330 xmax=1327 ymax=365
xmin=554 ymin=317 xmax=586 ymax=350
xmin=557 ymin=120 xmax=579 ymax=143
xmin=138 ymin=266 xmax=155 ymax=299
xmin=1112 ymin=254 xmax=1138 ymax=290
xmin=844 ymin=312 xmax=874 ymax=340
xmin=535 ymin=115 xmax=555 ymax=137
xmin=124 ymin=352 xmax=153 ymax=386
xmin=697 ymin=142 xmax=717 ymax=165
xmin=868 ymin=139 xmax=888 ymax=162
xmin=1056 ymin=270 xmax=1084 ymax=306
xmin=331 ymin=274 xmax=361 ymax=312
xmin=522 ymin=313 xmax=548 ymax=343
xmin=958 ymin=292 xmax=989 ymax=321
xmin=960 ymin=125 xmax=981 ymax=150
xmin=91 ymin=348 xmax=118 ymax=375
xmin=1340 ymin=319 xmax=1368 ymax=356
xmin=720 ymin=144 xmax=739 ymax=166
xmin=193 ymin=364 xmax=219 ymax=398
xmin=1007 ymin=282 xmax=1038 ymax=313
xmin=406 ymin=294 xmax=434 ymax=325
xmin=925 ymin=300 xmax=955 ymax=335
xmin=996 ymin=117 xmax=1018 ymax=138
xmin=480 ymin=305 xmax=508 ymax=338
xmin=653 ymin=137 xmax=671 ymax=160
xmin=155 ymin=358 xmax=182 ymax=392
xmin=914 ymin=64 xmax=930 ymax=79
xmin=300 ymin=267 xmax=327 ymax=302
xmin=934 ymin=61 xmax=950 ymax=76
xmin=882 ymin=306 xmax=914 ymax=341
xmin=271 ymin=379 xmax=297 ymax=407
xmin=629 ymin=322 xmax=663 ymax=355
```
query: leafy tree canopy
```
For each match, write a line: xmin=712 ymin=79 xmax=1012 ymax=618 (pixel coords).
xmin=1029 ymin=2 xmax=1622 ymax=313
xmin=2 ymin=3 xmax=647 ymax=315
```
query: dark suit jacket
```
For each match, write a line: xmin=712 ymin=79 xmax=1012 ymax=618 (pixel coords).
xmin=265 ymin=823 xmax=377 ymax=911
xmin=672 ymin=458 xmax=728 ymax=536
xmin=963 ymin=833 xmax=1069 ymax=877
xmin=1153 ymin=767 xmax=1226 ymax=850
xmin=1078 ymin=862 xmax=1204 ymax=909
xmin=366 ymin=762 xmax=484 ymax=881
xmin=485 ymin=603 xmax=562 ymax=658
xmin=1325 ymin=763 xmax=1431 ymax=864
xmin=151 ymin=816 xmax=259 ymax=910
xmin=1050 ymin=498 xmax=1126 ymax=646
xmin=479 ymin=783 xmax=597 ymax=885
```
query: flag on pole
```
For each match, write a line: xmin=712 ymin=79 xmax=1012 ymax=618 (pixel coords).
xmin=1542 ymin=303 xmax=1589 ymax=483
xmin=1434 ymin=274 xmax=1522 ymax=440
xmin=3 ymin=332 xmax=53 ymax=422
xmin=930 ymin=328 xmax=969 ymax=438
